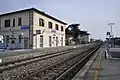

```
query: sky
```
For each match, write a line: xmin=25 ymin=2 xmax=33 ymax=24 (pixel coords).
xmin=0 ymin=0 xmax=119 ymax=40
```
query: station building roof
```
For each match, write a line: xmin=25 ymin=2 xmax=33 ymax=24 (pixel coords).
xmin=0 ymin=8 xmax=67 ymax=25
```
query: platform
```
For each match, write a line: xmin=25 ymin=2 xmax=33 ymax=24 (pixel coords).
xmin=0 ymin=44 xmax=92 ymax=58
xmin=72 ymin=45 xmax=120 ymax=80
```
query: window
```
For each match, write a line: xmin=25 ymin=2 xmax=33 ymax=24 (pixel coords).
xmin=6 ymin=36 xmax=9 ymax=43
xmin=40 ymin=35 xmax=43 ymax=47
xmin=19 ymin=35 xmax=22 ymax=43
xmin=5 ymin=19 xmax=10 ymax=27
xmin=13 ymin=19 xmax=15 ymax=27
xmin=48 ymin=22 xmax=52 ymax=29
xmin=49 ymin=36 xmax=52 ymax=47
xmin=39 ymin=18 xmax=44 ymax=26
xmin=3 ymin=35 xmax=5 ymax=43
xmin=11 ymin=40 xmax=15 ymax=44
xmin=61 ymin=26 xmax=64 ymax=31
xmin=18 ymin=18 xmax=22 ymax=26
xmin=55 ymin=24 xmax=59 ymax=30
xmin=56 ymin=37 xmax=58 ymax=46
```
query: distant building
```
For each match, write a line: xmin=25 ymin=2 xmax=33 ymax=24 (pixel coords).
xmin=90 ymin=38 xmax=94 ymax=43
xmin=66 ymin=30 xmax=90 ymax=45
xmin=0 ymin=8 xmax=67 ymax=49
xmin=78 ymin=31 xmax=90 ymax=44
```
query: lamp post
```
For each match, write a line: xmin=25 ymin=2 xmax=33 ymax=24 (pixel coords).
xmin=108 ymin=22 xmax=115 ymax=37
xmin=108 ymin=22 xmax=115 ymax=47
xmin=21 ymin=33 xmax=24 ymax=49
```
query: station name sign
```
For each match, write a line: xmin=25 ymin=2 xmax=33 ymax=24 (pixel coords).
xmin=107 ymin=32 xmax=110 ymax=35
xmin=21 ymin=26 xmax=30 ymax=29
xmin=51 ymin=29 xmax=56 ymax=33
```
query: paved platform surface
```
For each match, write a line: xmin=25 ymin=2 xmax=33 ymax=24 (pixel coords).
xmin=72 ymin=45 xmax=120 ymax=80
xmin=99 ymin=56 xmax=120 ymax=80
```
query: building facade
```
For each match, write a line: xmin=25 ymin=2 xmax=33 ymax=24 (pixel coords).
xmin=0 ymin=8 xmax=67 ymax=49
xmin=78 ymin=34 xmax=89 ymax=44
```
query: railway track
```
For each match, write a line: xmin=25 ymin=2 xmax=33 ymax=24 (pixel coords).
xmin=0 ymin=44 xmax=92 ymax=63
xmin=21 ymin=44 xmax=101 ymax=80
xmin=56 ymin=45 xmax=101 ymax=80
xmin=1 ymin=44 xmax=93 ymax=63
xmin=0 ymin=43 xmax=101 ymax=80
xmin=0 ymin=47 xmax=83 ymax=73
xmin=0 ymin=44 xmax=95 ymax=73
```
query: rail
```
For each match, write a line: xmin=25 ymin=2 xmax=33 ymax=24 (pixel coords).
xmin=21 ymin=44 xmax=101 ymax=80
xmin=56 ymin=45 xmax=101 ymax=80
xmin=0 ymin=47 xmax=81 ymax=73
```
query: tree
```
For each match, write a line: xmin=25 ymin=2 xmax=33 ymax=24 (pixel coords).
xmin=66 ymin=24 xmax=80 ymax=45
xmin=66 ymin=23 xmax=80 ymax=39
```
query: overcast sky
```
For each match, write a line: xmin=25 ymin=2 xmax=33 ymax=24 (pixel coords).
xmin=0 ymin=0 xmax=119 ymax=40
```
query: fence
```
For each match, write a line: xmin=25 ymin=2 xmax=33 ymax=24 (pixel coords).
xmin=0 ymin=43 xmax=22 ymax=50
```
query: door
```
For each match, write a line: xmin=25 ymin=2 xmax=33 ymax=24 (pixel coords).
xmin=24 ymin=37 xmax=29 ymax=49
xmin=56 ymin=37 xmax=58 ymax=46
xmin=40 ymin=35 xmax=43 ymax=47
xmin=61 ymin=37 xmax=63 ymax=46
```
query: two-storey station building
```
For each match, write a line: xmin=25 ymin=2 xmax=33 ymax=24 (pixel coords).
xmin=0 ymin=8 xmax=67 ymax=49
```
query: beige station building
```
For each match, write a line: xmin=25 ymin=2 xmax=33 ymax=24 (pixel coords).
xmin=0 ymin=8 xmax=67 ymax=49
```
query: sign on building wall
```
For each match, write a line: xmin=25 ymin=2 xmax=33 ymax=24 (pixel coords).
xmin=21 ymin=26 xmax=30 ymax=29
xmin=51 ymin=29 xmax=56 ymax=33
xmin=107 ymin=32 xmax=110 ymax=35
xmin=36 ymin=30 xmax=41 ymax=34
xmin=33 ymin=34 xmax=36 ymax=36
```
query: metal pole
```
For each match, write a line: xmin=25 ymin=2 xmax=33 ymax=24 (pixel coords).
xmin=110 ymin=25 xmax=112 ymax=36
xmin=108 ymin=22 xmax=115 ymax=48
xmin=110 ymin=25 xmax=113 ymax=47
xmin=110 ymin=25 xmax=113 ymax=37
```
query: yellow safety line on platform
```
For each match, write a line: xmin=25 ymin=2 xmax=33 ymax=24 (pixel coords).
xmin=93 ymin=50 xmax=102 ymax=80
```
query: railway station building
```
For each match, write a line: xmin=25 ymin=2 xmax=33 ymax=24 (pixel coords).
xmin=0 ymin=8 xmax=67 ymax=49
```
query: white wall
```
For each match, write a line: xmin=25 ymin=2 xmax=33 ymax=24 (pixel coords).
xmin=0 ymin=12 xmax=29 ymax=44
xmin=33 ymin=12 xmax=66 ymax=48
xmin=0 ymin=35 xmax=3 ymax=43
xmin=0 ymin=10 xmax=66 ymax=49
